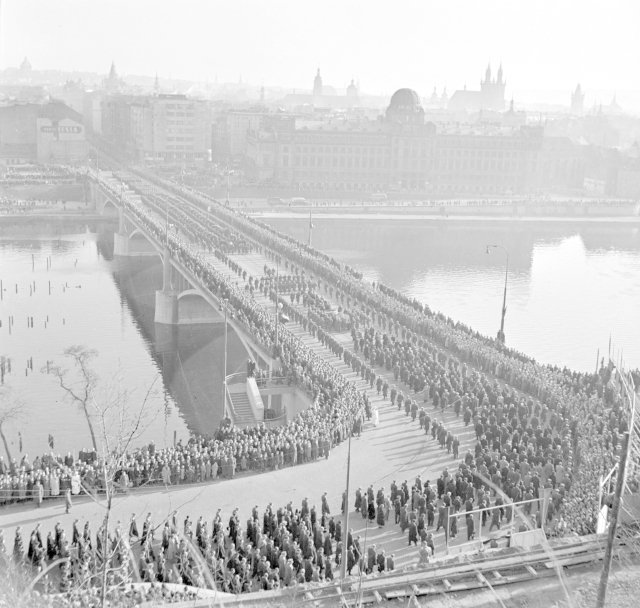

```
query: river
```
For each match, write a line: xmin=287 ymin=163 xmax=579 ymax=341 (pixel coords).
xmin=0 ymin=218 xmax=247 ymax=459
xmin=1 ymin=215 xmax=638 ymax=458
xmin=265 ymin=216 xmax=640 ymax=373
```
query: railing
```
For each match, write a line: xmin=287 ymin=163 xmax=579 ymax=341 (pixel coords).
xmin=225 ymin=371 xmax=247 ymax=385
xmin=224 ymin=382 xmax=237 ymax=422
xmin=262 ymin=413 xmax=287 ymax=428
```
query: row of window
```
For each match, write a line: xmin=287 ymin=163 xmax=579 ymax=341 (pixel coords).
xmin=291 ymin=182 xmax=520 ymax=194
xmin=275 ymin=146 xmax=529 ymax=159
xmin=275 ymin=156 xmax=529 ymax=172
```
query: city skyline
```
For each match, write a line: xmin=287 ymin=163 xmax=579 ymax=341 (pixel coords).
xmin=2 ymin=0 xmax=640 ymax=111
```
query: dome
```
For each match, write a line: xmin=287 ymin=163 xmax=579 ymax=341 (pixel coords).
xmin=386 ymin=88 xmax=424 ymax=125
xmin=388 ymin=88 xmax=422 ymax=112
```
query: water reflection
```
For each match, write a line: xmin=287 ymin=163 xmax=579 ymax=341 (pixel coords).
xmin=268 ymin=217 xmax=640 ymax=372
xmin=0 ymin=220 xmax=246 ymax=457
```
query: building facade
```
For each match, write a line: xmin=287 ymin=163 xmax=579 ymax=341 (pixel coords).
xmin=246 ymin=88 xmax=583 ymax=195
xmin=129 ymin=94 xmax=211 ymax=162
xmin=0 ymin=102 xmax=87 ymax=165
xmin=101 ymin=93 xmax=212 ymax=163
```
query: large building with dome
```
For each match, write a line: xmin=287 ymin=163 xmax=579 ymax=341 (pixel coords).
xmin=246 ymin=87 xmax=583 ymax=195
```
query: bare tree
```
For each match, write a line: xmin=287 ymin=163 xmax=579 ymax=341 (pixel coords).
xmin=44 ymin=346 xmax=99 ymax=452
xmin=0 ymin=386 xmax=25 ymax=462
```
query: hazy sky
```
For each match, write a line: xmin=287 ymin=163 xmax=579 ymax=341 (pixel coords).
xmin=2 ymin=0 xmax=639 ymax=107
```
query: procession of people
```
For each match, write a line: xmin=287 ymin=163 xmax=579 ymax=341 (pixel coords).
xmin=0 ymin=168 xmax=637 ymax=604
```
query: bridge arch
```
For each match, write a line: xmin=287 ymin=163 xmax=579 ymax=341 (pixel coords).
xmin=127 ymin=228 xmax=159 ymax=254
xmin=177 ymin=289 xmax=224 ymax=324
xmin=101 ymin=197 xmax=119 ymax=216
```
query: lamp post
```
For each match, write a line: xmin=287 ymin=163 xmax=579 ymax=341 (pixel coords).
xmin=485 ymin=244 xmax=509 ymax=344
xmin=340 ymin=420 xmax=353 ymax=582
xmin=222 ymin=298 xmax=229 ymax=419
xmin=273 ymin=258 xmax=280 ymax=359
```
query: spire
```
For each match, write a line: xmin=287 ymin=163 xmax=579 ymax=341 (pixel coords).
xmin=313 ymin=67 xmax=323 ymax=97
xmin=109 ymin=61 xmax=117 ymax=80
xmin=154 ymin=73 xmax=160 ymax=93
xmin=485 ymin=63 xmax=492 ymax=84
xmin=497 ymin=63 xmax=503 ymax=85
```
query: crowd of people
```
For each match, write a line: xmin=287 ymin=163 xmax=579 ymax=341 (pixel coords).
xmin=1 ymin=166 xmax=637 ymax=604
xmin=4 ymin=492 xmax=394 ymax=599
xmin=162 ymin=173 xmax=637 ymax=535
xmin=2 ymin=452 xmax=569 ymax=604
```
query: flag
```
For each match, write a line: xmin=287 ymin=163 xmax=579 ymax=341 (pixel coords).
xmin=48 ymin=434 xmax=55 ymax=450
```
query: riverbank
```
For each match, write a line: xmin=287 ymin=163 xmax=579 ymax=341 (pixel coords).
xmin=0 ymin=211 xmax=107 ymax=221
xmin=252 ymin=210 xmax=640 ymax=223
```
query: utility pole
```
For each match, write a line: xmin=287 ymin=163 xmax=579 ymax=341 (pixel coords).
xmin=340 ymin=428 xmax=352 ymax=581
xmin=222 ymin=299 xmax=228 ymax=420
xmin=274 ymin=259 xmax=279 ymax=358
xmin=308 ymin=208 xmax=313 ymax=247
xmin=486 ymin=244 xmax=509 ymax=344
xmin=596 ymin=431 xmax=630 ymax=608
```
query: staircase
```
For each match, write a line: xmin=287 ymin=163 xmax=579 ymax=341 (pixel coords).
xmin=228 ymin=390 xmax=257 ymax=427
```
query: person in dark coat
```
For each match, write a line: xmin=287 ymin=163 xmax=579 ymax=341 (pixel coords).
xmin=408 ymin=521 xmax=418 ymax=546
xmin=466 ymin=514 xmax=475 ymax=540
xmin=368 ymin=499 xmax=376 ymax=521
xmin=450 ymin=513 xmax=458 ymax=538
xmin=376 ymin=504 xmax=385 ymax=527
xmin=346 ymin=547 xmax=356 ymax=575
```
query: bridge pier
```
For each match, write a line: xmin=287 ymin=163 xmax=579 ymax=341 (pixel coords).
xmin=155 ymin=246 xmax=179 ymax=324
xmin=113 ymin=229 xmax=131 ymax=256
xmin=154 ymin=290 xmax=179 ymax=325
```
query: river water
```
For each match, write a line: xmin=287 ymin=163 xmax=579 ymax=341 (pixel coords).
xmin=0 ymin=218 xmax=247 ymax=459
xmin=266 ymin=216 xmax=640 ymax=373
xmin=1 ymin=216 xmax=639 ymax=458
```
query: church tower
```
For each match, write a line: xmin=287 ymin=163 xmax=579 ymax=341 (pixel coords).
xmin=571 ymin=84 xmax=585 ymax=115
xmin=480 ymin=62 xmax=505 ymax=111
xmin=313 ymin=68 xmax=323 ymax=98
xmin=105 ymin=61 xmax=121 ymax=93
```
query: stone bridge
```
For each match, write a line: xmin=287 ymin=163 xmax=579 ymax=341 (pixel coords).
xmin=90 ymin=174 xmax=224 ymax=327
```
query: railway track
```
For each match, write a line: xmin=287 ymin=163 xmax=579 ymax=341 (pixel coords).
xmin=137 ymin=535 xmax=637 ymax=607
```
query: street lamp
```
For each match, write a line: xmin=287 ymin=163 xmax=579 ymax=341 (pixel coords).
xmin=222 ymin=298 xmax=229 ymax=419
xmin=340 ymin=417 xmax=353 ymax=582
xmin=486 ymin=244 xmax=509 ymax=344
xmin=274 ymin=258 xmax=280 ymax=358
